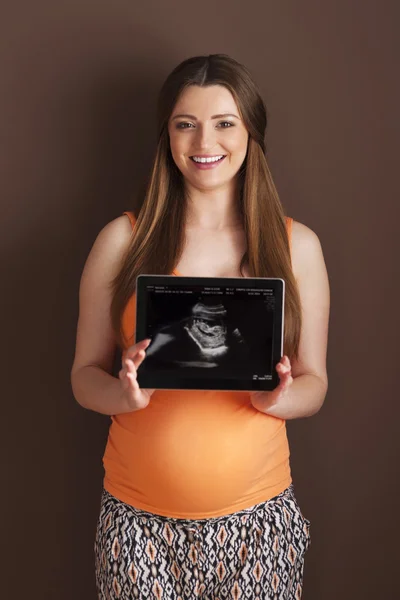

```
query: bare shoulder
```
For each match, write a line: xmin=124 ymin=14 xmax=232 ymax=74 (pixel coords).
xmin=79 ymin=214 xmax=133 ymax=289
xmin=82 ymin=213 xmax=134 ymax=272
xmin=290 ymin=219 xmax=326 ymax=278
xmin=94 ymin=213 xmax=133 ymax=250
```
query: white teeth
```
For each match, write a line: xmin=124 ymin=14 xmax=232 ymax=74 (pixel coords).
xmin=192 ymin=155 xmax=224 ymax=163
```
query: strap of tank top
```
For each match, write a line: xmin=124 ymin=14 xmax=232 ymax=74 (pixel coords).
xmin=123 ymin=210 xmax=293 ymax=259
xmin=123 ymin=211 xmax=136 ymax=229
xmin=285 ymin=216 xmax=293 ymax=260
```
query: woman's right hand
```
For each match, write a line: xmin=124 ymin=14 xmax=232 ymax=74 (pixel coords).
xmin=118 ymin=338 xmax=155 ymax=411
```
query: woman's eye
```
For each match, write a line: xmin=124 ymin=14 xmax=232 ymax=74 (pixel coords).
xmin=176 ymin=121 xmax=234 ymax=130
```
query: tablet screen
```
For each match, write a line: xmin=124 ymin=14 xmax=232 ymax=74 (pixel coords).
xmin=135 ymin=275 xmax=284 ymax=391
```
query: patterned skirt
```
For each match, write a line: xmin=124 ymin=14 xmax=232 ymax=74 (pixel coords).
xmin=94 ymin=485 xmax=311 ymax=599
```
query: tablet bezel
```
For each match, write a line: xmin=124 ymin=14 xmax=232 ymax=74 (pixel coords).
xmin=135 ymin=274 xmax=285 ymax=392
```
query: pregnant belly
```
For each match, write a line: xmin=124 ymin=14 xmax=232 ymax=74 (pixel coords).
xmin=103 ymin=390 xmax=289 ymax=518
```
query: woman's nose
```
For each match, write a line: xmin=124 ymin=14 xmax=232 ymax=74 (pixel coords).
xmin=195 ymin=123 xmax=217 ymax=149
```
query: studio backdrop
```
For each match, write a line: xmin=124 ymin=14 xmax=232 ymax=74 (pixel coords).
xmin=1 ymin=1 xmax=398 ymax=598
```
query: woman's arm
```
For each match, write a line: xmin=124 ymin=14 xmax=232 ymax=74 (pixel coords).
xmin=71 ymin=364 xmax=132 ymax=415
xmin=250 ymin=221 xmax=330 ymax=419
xmin=70 ymin=215 xmax=136 ymax=415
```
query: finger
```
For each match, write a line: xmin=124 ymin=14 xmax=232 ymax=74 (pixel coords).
xmin=134 ymin=349 xmax=147 ymax=370
xmin=280 ymin=355 xmax=290 ymax=367
xmin=122 ymin=339 xmax=151 ymax=364
xmin=276 ymin=362 xmax=291 ymax=375
xmin=119 ymin=363 xmax=129 ymax=381
xmin=276 ymin=363 xmax=292 ymax=386
xmin=278 ymin=356 xmax=291 ymax=370
xmin=125 ymin=358 xmax=138 ymax=379
xmin=126 ymin=338 xmax=151 ymax=355
xmin=126 ymin=349 xmax=146 ymax=370
xmin=124 ymin=361 xmax=140 ymax=392
xmin=126 ymin=370 xmax=140 ymax=392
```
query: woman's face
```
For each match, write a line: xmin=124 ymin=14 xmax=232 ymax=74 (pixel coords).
xmin=168 ymin=85 xmax=249 ymax=191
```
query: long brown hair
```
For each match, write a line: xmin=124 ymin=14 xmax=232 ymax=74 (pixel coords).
xmin=110 ymin=54 xmax=302 ymax=359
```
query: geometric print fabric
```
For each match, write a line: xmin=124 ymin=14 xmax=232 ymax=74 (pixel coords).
xmin=94 ymin=484 xmax=311 ymax=599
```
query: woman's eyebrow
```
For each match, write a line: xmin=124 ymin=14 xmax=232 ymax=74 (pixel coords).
xmin=171 ymin=113 xmax=240 ymax=121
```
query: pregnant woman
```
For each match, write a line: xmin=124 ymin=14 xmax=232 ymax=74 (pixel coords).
xmin=71 ymin=53 xmax=330 ymax=599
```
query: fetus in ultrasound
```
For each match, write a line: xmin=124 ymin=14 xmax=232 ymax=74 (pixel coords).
xmin=144 ymin=299 xmax=249 ymax=370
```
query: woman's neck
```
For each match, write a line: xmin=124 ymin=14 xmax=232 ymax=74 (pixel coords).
xmin=184 ymin=182 xmax=242 ymax=231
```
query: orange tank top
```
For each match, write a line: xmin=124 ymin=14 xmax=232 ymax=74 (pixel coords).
xmin=102 ymin=211 xmax=293 ymax=518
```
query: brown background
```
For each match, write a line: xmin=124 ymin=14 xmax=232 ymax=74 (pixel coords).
xmin=2 ymin=1 xmax=399 ymax=598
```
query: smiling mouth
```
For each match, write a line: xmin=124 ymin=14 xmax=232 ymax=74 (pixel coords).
xmin=189 ymin=155 xmax=226 ymax=164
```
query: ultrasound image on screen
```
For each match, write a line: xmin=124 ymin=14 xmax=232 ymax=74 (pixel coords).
xmin=140 ymin=285 xmax=276 ymax=380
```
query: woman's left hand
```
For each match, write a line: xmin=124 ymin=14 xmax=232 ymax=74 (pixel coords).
xmin=250 ymin=355 xmax=293 ymax=413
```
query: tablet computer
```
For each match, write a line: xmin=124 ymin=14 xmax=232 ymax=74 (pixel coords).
xmin=135 ymin=275 xmax=285 ymax=391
